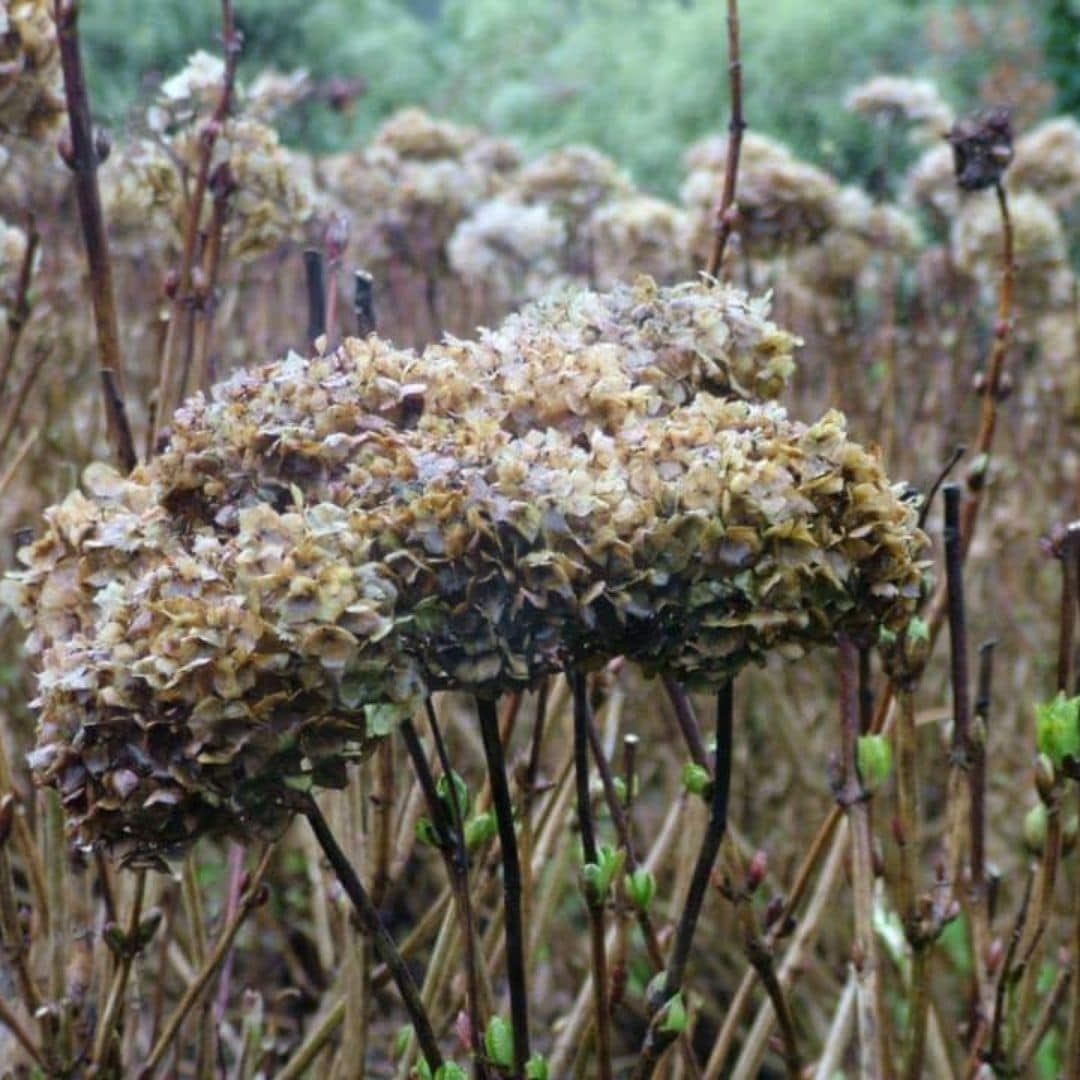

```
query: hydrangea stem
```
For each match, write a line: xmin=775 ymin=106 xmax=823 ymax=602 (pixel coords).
xmin=570 ymin=671 xmax=613 ymax=1080
xmin=634 ymin=682 xmax=734 ymax=1078
xmin=476 ymin=695 xmax=529 ymax=1077
xmin=302 ymin=797 xmax=443 ymax=1074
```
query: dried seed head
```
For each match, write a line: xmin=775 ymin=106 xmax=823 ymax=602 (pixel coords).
xmin=4 ymin=277 xmax=926 ymax=861
xmin=946 ymin=107 xmax=1013 ymax=192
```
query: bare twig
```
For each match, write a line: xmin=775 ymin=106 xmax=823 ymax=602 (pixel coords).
xmin=477 ymin=696 xmax=529 ymax=1076
xmin=705 ymin=0 xmax=746 ymax=278
xmin=570 ymin=671 xmax=614 ymax=1080
xmin=302 ymin=799 xmax=443 ymax=1074
xmin=634 ymin=682 xmax=733 ymax=1079
xmin=53 ymin=0 xmax=134 ymax=470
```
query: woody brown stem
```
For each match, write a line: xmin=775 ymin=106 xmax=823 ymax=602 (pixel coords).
xmin=53 ymin=0 xmax=136 ymax=471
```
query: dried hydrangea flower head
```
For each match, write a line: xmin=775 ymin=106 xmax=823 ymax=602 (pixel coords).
xmin=846 ymin=76 xmax=954 ymax=144
xmin=792 ymin=188 xmax=922 ymax=297
xmin=904 ymin=142 xmax=959 ymax=231
xmin=100 ymin=52 xmax=319 ymax=263
xmin=682 ymin=132 xmax=842 ymax=260
xmin=587 ymin=195 xmax=693 ymax=289
xmin=4 ymin=278 xmax=926 ymax=859
xmin=953 ymin=190 xmax=1069 ymax=310
xmin=946 ymin=107 xmax=1013 ymax=192
xmin=447 ymin=196 xmax=568 ymax=309
xmin=0 ymin=0 xmax=64 ymax=139
xmin=319 ymin=108 xmax=520 ymax=280
xmin=1009 ymin=117 xmax=1080 ymax=211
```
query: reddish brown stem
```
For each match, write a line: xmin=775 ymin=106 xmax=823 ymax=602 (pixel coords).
xmin=53 ymin=0 xmax=135 ymax=471
xmin=705 ymin=0 xmax=745 ymax=278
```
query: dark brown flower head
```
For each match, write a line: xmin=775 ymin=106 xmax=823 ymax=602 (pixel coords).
xmin=3 ymin=278 xmax=927 ymax=862
xmin=946 ymin=107 xmax=1014 ymax=192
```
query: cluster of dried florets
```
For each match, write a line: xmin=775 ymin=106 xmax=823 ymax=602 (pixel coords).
xmin=682 ymin=133 xmax=842 ymax=260
xmin=448 ymin=145 xmax=691 ymax=306
xmin=318 ymin=107 xmax=520 ymax=282
xmin=953 ymin=190 xmax=1070 ymax=310
xmin=99 ymin=51 xmax=319 ymax=262
xmin=4 ymin=277 xmax=926 ymax=858
xmin=1009 ymin=117 xmax=1080 ymax=211
xmin=0 ymin=0 xmax=64 ymax=140
xmin=846 ymin=76 xmax=954 ymax=144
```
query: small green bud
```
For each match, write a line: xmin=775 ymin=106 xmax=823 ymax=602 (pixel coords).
xmin=413 ymin=1063 xmax=432 ymax=1080
xmin=465 ymin=811 xmax=497 ymax=850
xmin=681 ymin=762 xmax=711 ymax=798
xmin=437 ymin=771 xmax=471 ymax=818
xmin=857 ymin=734 xmax=893 ymax=792
xmin=525 ymin=1054 xmax=549 ymax=1079
xmin=907 ymin=617 xmax=930 ymax=644
xmin=1023 ymin=803 xmax=1047 ymax=855
xmin=415 ymin=817 xmax=441 ymax=848
xmin=435 ymin=1064 xmax=468 ymax=1080
xmin=1035 ymin=754 xmax=1057 ymax=803
xmin=659 ymin=991 xmax=688 ymax=1035
xmin=394 ymin=1024 xmax=414 ymax=1059
xmin=1035 ymin=693 xmax=1080 ymax=770
xmin=612 ymin=776 xmax=627 ymax=804
xmin=627 ymin=867 xmax=657 ymax=911
xmin=485 ymin=1016 xmax=514 ymax=1069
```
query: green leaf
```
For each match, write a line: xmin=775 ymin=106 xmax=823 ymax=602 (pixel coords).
xmin=856 ymin=734 xmax=893 ymax=792
xmin=465 ymin=811 xmax=497 ymax=850
xmin=659 ymin=991 xmax=688 ymax=1035
xmin=1035 ymin=692 xmax=1080 ymax=770
xmin=435 ymin=1064 xmax=468 ymax=1080
xmin=485 ymin=1016 xmax=514 ymax=1069
xmin=415 ymin=816 xmax=441 ymax=848
xmin=628 ymin=867 xmax=656 ymax=911
xmin=525 ymin=1054 xmax=549 ymax=1079
xmin=437 ymin=770 xmax=471 ymax=818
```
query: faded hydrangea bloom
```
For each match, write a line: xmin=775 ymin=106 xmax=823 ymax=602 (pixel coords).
xmin=448 ymin=196 xmax=568 ymax=307
xmin=0 ymin=0 xmax=64 ymax=140
xmin=682 ymin=132 xmax=842 ymax=260
xmin=587 ymin=195 xmax=692 ymax=289
xmin=846 ymin=76 xmax=954 ymax=144
xmin=1009 ymin=117 xmax=1080 ymax=211
xmin=100 ymin=53 xmax=318 ymax=263
xmin=319 ymin=108 xmax=520 ymax=279
xmin=904 ymin=142 xmax=960 ymax=229
xmin=953 ymin=190 xmax=1069 ymax=310
xmin=4 ymin=277 xmax=926 ymax=860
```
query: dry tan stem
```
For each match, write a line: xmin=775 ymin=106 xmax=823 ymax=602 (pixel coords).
xmin=838 ymin=639 xmax=886 ymax=1078
xmin=0 ymin=216 xmax=39 ymax=395
xmin=812 ymin=973 xmax=856 ymax=1080
xmin=90 ymin=869 xmax=147 ymax=1069
xmin=143 ymin=846 xmax=273 ymax=1076
xmin=0 ymin=426 xmax=38 ymax=500
xmin=152 ymin=0 xmax=240 ymax=444
xmin=726 ymin=820 xmax=848 ymax=1080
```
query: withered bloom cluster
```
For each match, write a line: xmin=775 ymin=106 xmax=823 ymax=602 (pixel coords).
xmin=4 ymin=278 xmax=926 ymax=859
xmin=682 ymin=133 xmax=842 ymax=260
xmin=99 ymin=51 xmax=319 ymax=261
xmin=0 ymin=0 xmax=64 ymax=140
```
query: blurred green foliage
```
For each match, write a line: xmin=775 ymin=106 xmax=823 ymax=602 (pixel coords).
xmin=81 ymin=0 xmax=1040 ymax=195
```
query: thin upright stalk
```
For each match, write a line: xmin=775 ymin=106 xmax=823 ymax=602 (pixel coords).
xmin=633 ymin=682 xmax=734 ymax=1079
xmin=152 ymin=0 xmax=240 ymax=443
xmin=570 ymin=671 xmax=614 ymax=1080
xmin=302 ymin=798 xmax=443 ymax=1074
xmin=476 ymin=696 xmax=529 ymax=1077
xmin=837 ymin=638 xmax=886 ymax=1079
xmin=705 ymin=0 xmax=746 ymax=278
xmin=406 ymin=707 xmax=488 ymax=1076
xmin=53 ymin=0 xmax=135 ymax=471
